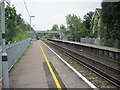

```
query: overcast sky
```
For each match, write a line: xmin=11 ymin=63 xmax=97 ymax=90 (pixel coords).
xmin=10 ymin=0 xmax=102 ymax=31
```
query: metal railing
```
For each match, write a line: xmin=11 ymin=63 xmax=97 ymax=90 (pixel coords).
xmin=0 ymin=38 xmax=31 ymax=80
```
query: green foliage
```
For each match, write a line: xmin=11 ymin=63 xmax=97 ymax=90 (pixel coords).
xmin=83 ymin=11 xmax=94 ymax=31
xmin=101 ymin=2 xmax=120 ymax=40
xmin=59 ymin=24 xmax=68 ymax=35
xmin=66 ymin=14 xmax=87 ymax=41
xmin=37 ymin=2 xmax=120 ymax=48
xmin=39 ymin=24 xmax=59 ymax=39
xmin=42 ymin=33 xmax=54 ymax=38
xmin=39 ymin=13 xmax=93 ymax=41
xmin=83 ymin=11 xmax=94 ymax=38
xmin=5 ymin=5 xmax=30 ymax=43
xmin=93 ymin=15 xmax=99 ymax=38
xmin=49 ymin=24 xmax=59 ymax=38
xmin=51 ymin=24 xmax=59 ymax=31
xmin=100 ymin=17 xmax=107 ymax=39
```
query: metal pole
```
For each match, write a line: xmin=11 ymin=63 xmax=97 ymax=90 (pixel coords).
xmin=30 ymin=16 xmax=31 ymax=33
xmin=1 ymin=0 xmax=9 ymax=88
xmin=30 ymin=16 xmax=35 ymax=40
xmin=30 ymin=16 xmax=32 ymax=40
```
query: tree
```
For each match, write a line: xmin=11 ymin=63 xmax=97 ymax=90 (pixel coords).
xmin=51 ymin=24 xmax=59 ymax=31
xmin=51 ymin=24 xmax=59 ymax=38
xmin=42 ymin=24 xmax=59 ymax=38
xmin=66 ymin=14 xmax=87 ymax=41
xmin=83 ymin=11 xmax=94 ymax=34
xmin=5 ymin=5 xmax=31 ymax=42
xmin=59 ymin=24 xmax=67 ymax=35
xmin=101 ymin=2 xmax=120 ymax=40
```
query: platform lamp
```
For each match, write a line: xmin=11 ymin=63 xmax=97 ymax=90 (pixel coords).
xmin=30 ymin=16 xmax=35 ymax=40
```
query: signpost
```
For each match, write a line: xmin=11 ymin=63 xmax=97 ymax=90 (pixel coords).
xmin=1 ymin=0 xmax=10 ymax=88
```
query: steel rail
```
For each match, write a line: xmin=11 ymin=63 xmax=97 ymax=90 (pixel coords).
xmin=43 ymin=39 xmax=120 ymax=88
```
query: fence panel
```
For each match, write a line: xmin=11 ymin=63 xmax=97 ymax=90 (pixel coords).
xmin=0 ymin=38 xmax=31 ymax=80
xmin=80 ymin=38 xmax=120 ymax=48
xmin=0 ymin=51 xmax=2 ymax=81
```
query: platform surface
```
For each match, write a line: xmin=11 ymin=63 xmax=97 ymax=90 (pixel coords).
xmin=0 ymin=81 xmax=2 ymax=89
xmin=3 ymin=40 xmax=91 ymax=88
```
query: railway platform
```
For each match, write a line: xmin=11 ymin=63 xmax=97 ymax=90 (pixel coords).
xmin=1 ymin=40 xmax=97 ymax=89
xmin=0 ymin=81 xmax=1 ymax=89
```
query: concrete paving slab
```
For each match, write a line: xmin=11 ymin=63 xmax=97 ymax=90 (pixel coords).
xmin=9 ymin=41 xmax=48 ymax=88
xmin=0 ymin=81 xmax=2 ymax=89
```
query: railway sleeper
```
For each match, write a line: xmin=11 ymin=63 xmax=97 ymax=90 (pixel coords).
xmin=45 ymin=41 xmax=120 ymax=88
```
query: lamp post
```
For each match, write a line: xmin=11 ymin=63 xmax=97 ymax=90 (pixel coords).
xmin=1 ymin=0 xmax=9 ymax=88
xmin=30 ymin=16 xmax=35 ymax=40
xmin=32 ymin=25 xmax=36 ymax=40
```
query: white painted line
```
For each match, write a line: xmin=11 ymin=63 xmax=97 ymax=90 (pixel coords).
xmin=42 ymin=41 xmax=98 ymax=89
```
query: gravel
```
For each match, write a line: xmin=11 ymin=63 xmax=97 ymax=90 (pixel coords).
xmin=48 ymin=44 xmax=118 ymax=88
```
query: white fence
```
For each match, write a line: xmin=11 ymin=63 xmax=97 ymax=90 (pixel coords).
xmin=0 ymin=38 xmax=31 ymax=80
xmin=80 ymin=38 xmax=120 ymax=48
xmin=80 ymin=38 xmax=100 ymax=45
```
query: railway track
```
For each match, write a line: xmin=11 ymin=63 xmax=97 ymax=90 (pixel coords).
xmin=42 ymin=39 xmax=120 ymax=88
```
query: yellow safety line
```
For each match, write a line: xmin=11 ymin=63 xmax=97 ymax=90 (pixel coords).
xmin=38 ymin=40 xmax=62 ymax=90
